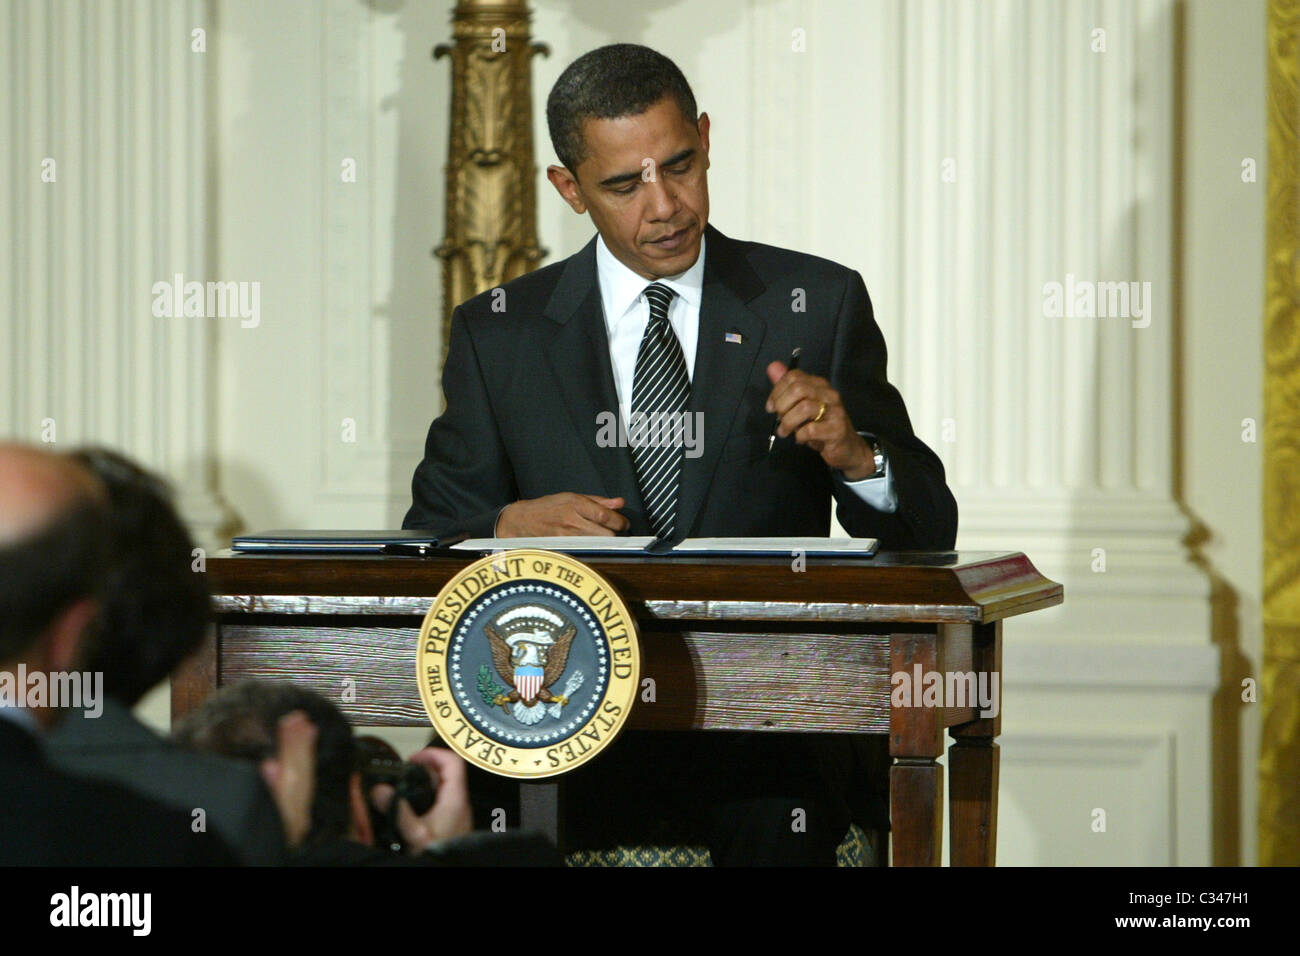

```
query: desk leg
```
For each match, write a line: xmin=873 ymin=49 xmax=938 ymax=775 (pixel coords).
xmin=520 ymin=781 xmax=565 ymax=852
xmin=890 ymin=630 xmax=944 ymax=866
xmin=948 ymin=621 xmax=1001 ymax=867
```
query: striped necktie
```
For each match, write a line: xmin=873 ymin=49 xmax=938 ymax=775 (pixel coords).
xmin=629 ymin=283 xmax=690 ymax=538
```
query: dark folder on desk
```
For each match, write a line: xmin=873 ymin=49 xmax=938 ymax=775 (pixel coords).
xmin=231 ymin=529 xmax=463 ymax=554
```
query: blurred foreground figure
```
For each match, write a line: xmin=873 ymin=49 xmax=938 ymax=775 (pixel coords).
xmin=46 ymin=448 xmax=286 ymax=864
xmin=175 ymin=680 xmax=561 ymax=866
xmin=0 ymin=443 xmax=235 ymax=866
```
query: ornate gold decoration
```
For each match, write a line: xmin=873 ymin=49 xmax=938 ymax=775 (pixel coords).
xmin=434 ymin=0 xmax=547 ymax=358
xmin=1263 ymin=0 xmax=1300 ymax=867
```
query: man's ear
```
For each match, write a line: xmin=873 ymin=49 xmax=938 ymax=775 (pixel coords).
xmin=348 ymin=772 xmax=375 ymax=847
xmin=697 ymin=112 xmax=711 ymax=167
xmin=546 ymin=164 xmax=587 ymax=214
xmin=44 ymin=597 xmax=98 ymax=675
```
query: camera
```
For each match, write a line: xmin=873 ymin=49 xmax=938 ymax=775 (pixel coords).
xmin=354 ymin=735 xmax=437 ymax=853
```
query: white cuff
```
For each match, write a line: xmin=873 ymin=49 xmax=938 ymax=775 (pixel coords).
xmin=838 ymin=437 xmax=898 ymax=513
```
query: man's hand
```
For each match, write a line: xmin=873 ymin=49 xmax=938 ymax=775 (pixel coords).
xmin=497 ymin=493 xmax=630 ymax=537
xmin=258 ymin=710 xmax=318 ymax=850
xmin=370 ymin=747 xmax=473 ymax=854
xmin=766 ymin=361 xmax=876 ymax=479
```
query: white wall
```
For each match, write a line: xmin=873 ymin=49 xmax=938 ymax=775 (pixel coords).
xmin=0 ymin=0 xmax=1266 ymax=865
xmin=1182 ymin=0 xmax=1265 ymax=866
xmin=0 ymin=0 xmax=224 ymax=537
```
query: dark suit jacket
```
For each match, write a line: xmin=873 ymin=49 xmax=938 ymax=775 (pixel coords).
xmin=0 ymin=718 xmax=237 ymax=866
xmin=46 ymin=698 xmax=287 ymax=865
xmin=404 ymin=224 xmax=956 ymax=550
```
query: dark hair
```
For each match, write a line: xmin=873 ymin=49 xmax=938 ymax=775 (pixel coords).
xmin=546 ymin=44 xmax=698 ymax=173
xmin=173 ymin=680 xmax=355 ymax=847
xmin=0 ymin=496 xmax=109 ymax=663
xmin=68 ymin=447 xmax=211 ymax=706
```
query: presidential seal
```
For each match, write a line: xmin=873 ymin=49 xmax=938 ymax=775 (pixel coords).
xmin=416 ymin=550 xmax=640 ymax=778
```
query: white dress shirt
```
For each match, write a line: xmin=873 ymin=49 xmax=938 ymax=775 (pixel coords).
xmin=594 ymin=234 xmax=897 ymax=513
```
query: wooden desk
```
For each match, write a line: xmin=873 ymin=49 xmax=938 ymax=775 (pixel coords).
xmin=175 ymin=550 xmax=1061 ymax=866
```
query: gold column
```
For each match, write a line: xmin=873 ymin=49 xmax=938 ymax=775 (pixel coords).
xmin=1263 ymin=0 xmax=1300 ymax=867
xmin=434 ymin=0 xmax=548 ymax=358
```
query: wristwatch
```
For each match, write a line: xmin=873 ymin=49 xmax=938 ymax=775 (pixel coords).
xmin=864 ymin=434 xmax=886 ymax=479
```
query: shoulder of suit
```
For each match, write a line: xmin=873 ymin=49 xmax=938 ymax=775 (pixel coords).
xmin=455 ymin=257 xmax=569 ymax=326
xmin=451 ymin=231 xmax=864 ymax=330
xmin=721 ymin=233 xmax=861 ymax=290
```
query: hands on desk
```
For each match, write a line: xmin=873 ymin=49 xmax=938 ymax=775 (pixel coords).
xmin=497 ymin=493 xmax=630 ymax=537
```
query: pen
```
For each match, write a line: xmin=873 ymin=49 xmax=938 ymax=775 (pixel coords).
xmin=768 ymin=347 xmax=802 ymax=452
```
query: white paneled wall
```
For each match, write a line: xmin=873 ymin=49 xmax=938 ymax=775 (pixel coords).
xmin=0 ymin=0 xmax=226 ymax=539
xmin=214 ymin=0 xmax=444 ymax=530
xmin=4 ymin=0 xmax=1264 ymax=864
xmin=749 ymin=0 xmax=1218 ymax=862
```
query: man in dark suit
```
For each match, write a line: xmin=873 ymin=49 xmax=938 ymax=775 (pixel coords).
xmin=0 ymin=444 xmax=236 ymax=866
xmin=46 ymin=448 xmax=287 ymax=865
xmin=404 ymin=44 xmax=957 ymax=864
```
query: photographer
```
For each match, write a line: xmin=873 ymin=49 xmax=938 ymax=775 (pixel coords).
xmin=175 ymin=680 xmax=559 ymax=866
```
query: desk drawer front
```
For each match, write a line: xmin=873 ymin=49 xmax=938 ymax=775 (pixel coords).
xmin=215 ymin=619 xmax=893 ymax=734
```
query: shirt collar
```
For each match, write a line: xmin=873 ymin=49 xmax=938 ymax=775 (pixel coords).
xmin=595 ymin=232 xmax=707 ymax=325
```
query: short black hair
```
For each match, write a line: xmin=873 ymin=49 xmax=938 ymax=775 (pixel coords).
xmin=69 ymin=447 xmax=211 ymax=706
xmin=173 ymin=680 xmax=355 ymax=848
xmin=0 ymin=493 xmax=108 ymax=663
xmin=546 ymin=44 xmax=698 ymax=174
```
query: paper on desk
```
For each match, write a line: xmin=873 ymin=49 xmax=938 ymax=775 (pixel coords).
xmin=451 ymin=536 xmax=877 ymax=556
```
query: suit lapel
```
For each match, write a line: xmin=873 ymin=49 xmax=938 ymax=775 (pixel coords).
xmin=675 ymin=226 xmax=767 ymax=538
xmin=541 ymin=227 xmax=767 ymax=538
xmin=542 ymin=239 xmax=648 ymax=527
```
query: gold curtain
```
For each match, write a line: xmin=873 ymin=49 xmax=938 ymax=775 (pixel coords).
xmin=1262 ymin=0 xmax=1300 ymax=867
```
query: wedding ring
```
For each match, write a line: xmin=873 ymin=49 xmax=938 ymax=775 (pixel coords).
xmin=812 ymin=402 xmax=827 ymax=423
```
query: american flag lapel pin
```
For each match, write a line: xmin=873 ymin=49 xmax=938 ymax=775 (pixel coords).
xmin=724 ymin=330 xmax=743 ymax=344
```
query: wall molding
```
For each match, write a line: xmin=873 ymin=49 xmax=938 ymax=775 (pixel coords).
xmin=0 ymin=0 xmax=229 ymax=545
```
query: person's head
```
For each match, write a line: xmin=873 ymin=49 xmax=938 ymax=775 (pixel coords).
xmin=173 ymin=681 xmax=367 ymax=848
xmin=546 ymin=44 xmax=710 ymax=280
xmin=0 ymin=444 xmax=108 ymax=725
xmin=67 ymin=448 xmax=211 ymax=707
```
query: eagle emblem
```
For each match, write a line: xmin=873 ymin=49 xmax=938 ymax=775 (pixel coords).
xmin=417 ymin=549 xmax=640 ymax=777
xmin=483 ymin=605 xmax=586 ymax=726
